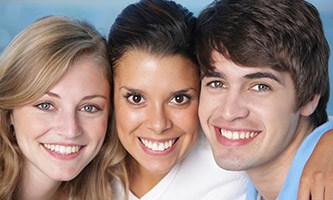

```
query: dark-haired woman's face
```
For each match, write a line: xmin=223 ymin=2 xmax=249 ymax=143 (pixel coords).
xmin=114 ymin=50 xmax=200 ymax=177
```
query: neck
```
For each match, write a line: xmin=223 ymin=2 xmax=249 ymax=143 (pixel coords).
xmin=18 ymin=163 xmax=62 ymax=200
xmin=129 ymin=159 xmax=166 ymax=198
xmin=247 ymin=158 xmax=292 ymax=200
xmin=247 ymin=117 xmax=314 ymax=200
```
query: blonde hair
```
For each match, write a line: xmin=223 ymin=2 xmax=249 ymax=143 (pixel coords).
xmin=0 ymin=16 xmax=128 ymax=199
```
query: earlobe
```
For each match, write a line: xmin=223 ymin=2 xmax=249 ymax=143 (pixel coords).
xmin=300 ymin=94 xmax=321 ymax=116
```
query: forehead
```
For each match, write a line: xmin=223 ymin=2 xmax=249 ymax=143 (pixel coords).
xmin=116 ymin=50 xmax=198 ymax=77
xmin=114 ymin=51 xmax=200 ymax=93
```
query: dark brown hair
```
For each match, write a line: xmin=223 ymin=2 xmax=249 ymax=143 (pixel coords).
xmin=196 ymin=0 xmax=330 ymax=127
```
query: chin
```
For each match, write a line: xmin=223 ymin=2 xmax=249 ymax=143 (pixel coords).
xmin=147 ymin=163 xmax=175 ymax=175
xmin=51 ymin=170 xmax=82 ymax=182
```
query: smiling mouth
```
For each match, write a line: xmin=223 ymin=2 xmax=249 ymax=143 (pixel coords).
xmin=43 ymin=144 xmax=82 ymax=155
xmin=139 ymin=138 xmax=177 ymax=151
xmin=219 ymin=129 xmax=259 ymax=140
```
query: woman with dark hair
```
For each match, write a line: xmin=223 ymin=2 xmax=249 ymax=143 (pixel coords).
xmin=108 ymin=0 xmax=247 ymax=199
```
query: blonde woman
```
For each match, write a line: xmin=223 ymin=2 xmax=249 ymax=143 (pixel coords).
xmin=0 ymin=16 xmax=127 ymax=199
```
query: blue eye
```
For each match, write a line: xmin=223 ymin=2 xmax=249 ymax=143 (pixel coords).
xmin=36 ymin=102 xmax=54 ymax=111
xmin=81 ymin=105 xmax=100 ymax=113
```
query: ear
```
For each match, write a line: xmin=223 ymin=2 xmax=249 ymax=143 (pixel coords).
xmin=300 ymin=94 xmax=321 ymax=117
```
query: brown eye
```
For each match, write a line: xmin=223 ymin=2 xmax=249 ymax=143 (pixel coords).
xmin=126 ymin=93 xmax=145 ymax=105
xmin=170 ymin=94 xmax=191 ymax=105
xmin=132 ymin=95 xmax=142 ymax=103
xmin=175 ymin=95 xmax=184 ymax=103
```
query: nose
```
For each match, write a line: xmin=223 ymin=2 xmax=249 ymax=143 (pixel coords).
xmin=56 ymin=110 xmax=83 ymax=138
xmin=146 ymin=103 xmax=172 ymax=134
xmin=218 ymin=90 xmax=249 ymax=121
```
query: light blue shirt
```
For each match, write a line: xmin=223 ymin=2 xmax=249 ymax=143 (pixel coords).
xmin=246 ymin=121 xmax=333 ymax=200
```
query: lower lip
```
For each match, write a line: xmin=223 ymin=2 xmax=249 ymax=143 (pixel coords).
xmin=42 ymin=145 xmax=84 ymax=160
xmin=139 ymin=139 xmax=177 ymax=156
xmin=214 ymin=127 xmax=258 ymax=146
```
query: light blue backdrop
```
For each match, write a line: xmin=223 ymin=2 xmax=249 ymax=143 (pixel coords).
xmin=1 ymin=0 xmax=332 ymax=115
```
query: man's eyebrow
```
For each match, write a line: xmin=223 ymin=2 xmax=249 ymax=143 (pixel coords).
xmin=244 ymin=72 xmax=282 ymax=84
xmin=203 ymin=70 xmax=225 ymax=79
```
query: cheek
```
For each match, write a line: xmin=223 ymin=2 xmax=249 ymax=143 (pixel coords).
xmin=115 ymin=107 xmax=144 ymax=135
xmin=13 ymin=114 xmax=47 ymax=139
xmin=81 ymin=113 xmax=109 ymax=141
xmin=172 ymin=107 xmax=200 ymax=159
xmin=13 ymin=117 xmax=47 ymax=155
xmin=98 ymin=116 xmax=109 ymax=138
xmin=173 ymin=105 xmax=200 ymax=136
xmin=251 ymin=97 xmax=296 ymax=126
xmin=199 ymin=92 xmax=215 ymax=123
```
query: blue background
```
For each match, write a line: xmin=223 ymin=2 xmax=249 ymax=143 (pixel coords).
xmin=1 ymin=0 xmax=332 ymax=115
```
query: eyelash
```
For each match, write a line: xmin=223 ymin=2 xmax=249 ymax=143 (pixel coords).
xmin=35 ymin=102 xmax=54 ymax=111
xmin=206 ymin=80 xmax=224 ymax=88
xmin=170 ymin=94 xmax=192 ymax=105
xmin=79 ymin=104 xmax=101 ymax=113
xmin=124 ymin=92 xmax=145 ymax=106
xmin=251 ymin=84 xmax=271 ymax=92
xmin=205 ymin=79 xmax=272 ymax=93
xmin=35 ymin=102 xmax=102 ymax=113
xmin=124 ymin=92 xmax=193 ymax=106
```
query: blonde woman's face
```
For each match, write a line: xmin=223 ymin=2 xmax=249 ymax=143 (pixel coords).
xmin=11 ymin=56 xmax=110 ymax=182
xmin=114 ymin=51 xmax=200 ymax=178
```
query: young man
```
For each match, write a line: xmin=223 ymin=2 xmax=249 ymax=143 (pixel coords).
xmin=195 ymin=0 xmax=332 ymax=199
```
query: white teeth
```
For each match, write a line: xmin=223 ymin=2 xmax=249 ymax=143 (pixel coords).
xmin=141 ymin=138 xmax=176 ymax=151
xmin=43 ymin=144 xmax=81 ymax=155
xmin=232 ymin=132 xmax=239 ymax=140
xmin=220 ymin=129 xmax=258 ymax=140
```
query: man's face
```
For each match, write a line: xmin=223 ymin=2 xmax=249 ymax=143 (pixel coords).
xmin=199 ymin=50 xmax=309 ymax=172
